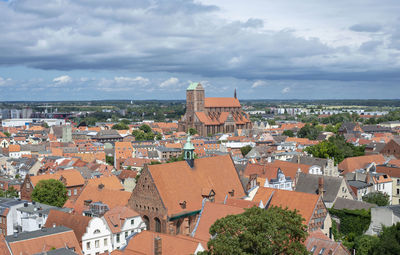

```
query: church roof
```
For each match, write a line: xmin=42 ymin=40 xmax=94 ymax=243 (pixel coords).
xmin=204 ymin=97 xmax=241 ymax=108
xmin=195 ymin=111 xmax=250 ymax=126
xmin=147 ymin=155 xmax=246 ymax=216
xmin=187 ymin=82 xmax=203 ymax=90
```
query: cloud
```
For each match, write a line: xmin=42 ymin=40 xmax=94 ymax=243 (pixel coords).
xmin=349 ymin=23 xmax=382 ymax=32
xmin=114 ymin=76 xmax=149 ymax=85
xmin=97 ymin=76 xmax=150 ymax=92
xmin=251 ymin=80 xmax=268 ymax=88
xmin=0 ymin=0 xmax=400 ymax=100
xmin=281 ymin=87 xmax=290 ymax=94
xmin=53 ymin=75 xmax=72 ymax=84
xmin=0 ymin=76 xmax=13 ymax=87
xmin=160 ymin=77 xmax=179 ymax=88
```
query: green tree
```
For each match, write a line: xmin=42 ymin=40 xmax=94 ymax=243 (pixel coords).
xmin=240 ymin=145 xmax=252 ymax=157
xmin=200 ymin=206 xmax=308 ymax=255
xmin=139 ymin=124 xmax=152 ymax=133
xmin=111 ymin=122 xmax=129 ymax=130
xmin=3 ymin=131 xmax=10 ymax=137
xmin=282 ymin=130 xmax=295 ymax=137
xmin=42 ymin=122 xmax=49 ymax=128
xmin=362 ymin=192 xmax=390 ymax=206
xmin=189 ymin=128 xmax=198 ymax=135
xmin=372 ymin=222 xmax=400 ymax=254
xmin=354 ymin=235 xmax=379 ymax=255
xmin=31 ymin=179 xmax=68 ymax=207
xmin=106 ymin=155 xmax=114 ymax=166
xmin=305 ymin=135 xmax=365 ymax=164
xmin=5 ymin=186 xmax=18 ymax=198
xmin=298 ymin=124 xmax=321 ymax=140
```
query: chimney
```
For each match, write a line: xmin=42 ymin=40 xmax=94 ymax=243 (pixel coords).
xmin=318 ymin=177 xmax=324 ymax=197
xmin=154 ymin=236 xmax=162 ymax=255
xmin=98 ymin=183 xmax=105 ymax=190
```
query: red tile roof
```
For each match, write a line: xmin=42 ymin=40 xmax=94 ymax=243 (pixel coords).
xmin=204 ymin=97 xmax=241 ymax=108
xmin=194 ymin=202 xmax=245 ymax=242
xmin=119 ymin=231 xmax=204 ymax=255
xmin=103 ymin=206 xmax=140 ymax=234
xmin=252 ymin=187 xmax=320 ymax=225
xmin=31 ymin=169 xmax=85 ymax=187
xmin=44 ymin=210 xmax=91 ymax=242
xmin=338 ymin=154 xmax=386 ymax=174
xmin=148 ymin=155 xmax=246 ymax=216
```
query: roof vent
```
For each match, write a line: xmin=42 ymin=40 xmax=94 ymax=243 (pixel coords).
xmin=98 ymin=183 xmax=105 ymax=190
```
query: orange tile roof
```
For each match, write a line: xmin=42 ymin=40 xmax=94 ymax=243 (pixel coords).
xmin=338 ymin=154 xmax=386 ymax=174
xmin=252 ymin=187 xmax=320 ymax=225
xmin=373 ymin=174 xmax=392 ymax=184
xmin=305 ymin=229 xmax=350 ymax=255
xmin=148 ymin=155 xmax=246 ymax=216
xmin=194 ymin=202 xmax=245 ymax=241
xmin=8 ymin=144 xmax=20 ymax=152
xmin=44 ymin=210 xmax=91 ymax=242
xmin=30 ymin=169 xmax=85 ymax=187
xmin=104 ymin=206 xmax=140 ymax=234
xmin=389 ymin=159 xmax=400 ymax=168
xmin=286 ymin=137 xmax=319 ymax=145
xmin=7 ymin=227 xmax=83 ymax=255
xmin=120 ymin=231 xmax=204 ymax=255
xmin=64 ymin=185 xmax=131 ymax=215
xmin=376 ymin=165 xmax=400 ymax=178
xmin=0 ymin=234 xmax=11 ymax=255
xmin=87 ymin=175 xmax=124 ymax=191
xmin=204 ymin=97 xmax=241 ymax=108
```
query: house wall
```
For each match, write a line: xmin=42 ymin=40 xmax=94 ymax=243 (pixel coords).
xmin=366 ymin=207 xmax=400 ymax=235
xmin=82 ymin=217 xmax=113 ymax=255
xmin=375 ymin=182 xmax=393 ymax=203
xmin=392 ymin=177 xmax=400 ymax=205
xmin=128 ymin=167 xmax=168 ymax=233
xmin=381 ymin=140 xmax=400 ymax=159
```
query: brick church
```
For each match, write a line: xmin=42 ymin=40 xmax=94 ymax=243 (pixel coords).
xmin=178 ymin=83 xmax=252 ymax=136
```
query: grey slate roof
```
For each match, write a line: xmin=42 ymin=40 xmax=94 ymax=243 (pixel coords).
xmin=5 ymin=226 xmax=72 ymax=243
xmin=17 ymin=202 xmax=69 ymax=215
xmin=290 ymin=156 xmax=328 ymax=168
xmin=387 ymin=205 xmax=400 ymax=218
xmin=333 ymin=197 xmax=376 ymax=210
xmin=295 ymin=173 xmax=343 ymax=203
xmin=34 ymin=248 xmax=78 ymax=255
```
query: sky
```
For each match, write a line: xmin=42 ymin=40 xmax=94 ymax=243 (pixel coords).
xmin=0 ymin=0 xmax=400 ymax=101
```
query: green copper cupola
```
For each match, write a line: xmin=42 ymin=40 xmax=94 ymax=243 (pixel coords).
xmin=183 ymin=133 xmax=195 ymax=167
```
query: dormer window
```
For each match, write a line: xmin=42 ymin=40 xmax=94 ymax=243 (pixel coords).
xmin=179 ymin=200 xmax=187 ymax=209
xmin=228 ymin=189 xmax=235 ymax=197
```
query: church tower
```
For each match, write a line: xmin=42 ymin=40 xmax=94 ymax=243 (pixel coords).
xmin=185 ymin=83 xmax=205 ymax=127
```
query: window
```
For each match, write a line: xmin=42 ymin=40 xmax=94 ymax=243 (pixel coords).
xmin=93 ymin=229 xmax=100 ymax=234
xmin=104 ymin=238 xmax=108 ymax=246
xmin=38 ymin=224 xmax=41 ymax=228
xmin=397 ymin=189 xmax=399 ymax=195
xmin=131 ymin=219 xmax=134 ymax=225
xmin=310 ymin=246 xmax=317 ymax=252
xmin=74 ymin=188 xmax=77 ymax=195
xmin=318 ymin=248 xmax=325 ymax=255
xmin=86 ymin=242 xmax=91 ymax=250
xmin=397 ymin=179 xmax=400 ymax=185
xmin=95 ymin=240 xmax=99 ymax=248
xmin=125 ymin=231 xmax=128 ymax=238
xmin=116 ymin=233 xmax=120 ymax=243
xmin=68 ymin=190 xmax=71 ymax=196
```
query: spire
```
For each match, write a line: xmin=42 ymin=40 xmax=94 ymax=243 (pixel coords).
xmin=234 ymin=88 xmax=237 ymax=99
xmin=183 ymin=132 xmax=195 ymax=167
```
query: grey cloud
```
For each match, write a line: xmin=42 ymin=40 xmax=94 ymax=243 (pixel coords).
xmin=349 ymin=23 xmax=382 ymax=32
xmin=0 ymin=0 xmax=399 ymax=86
